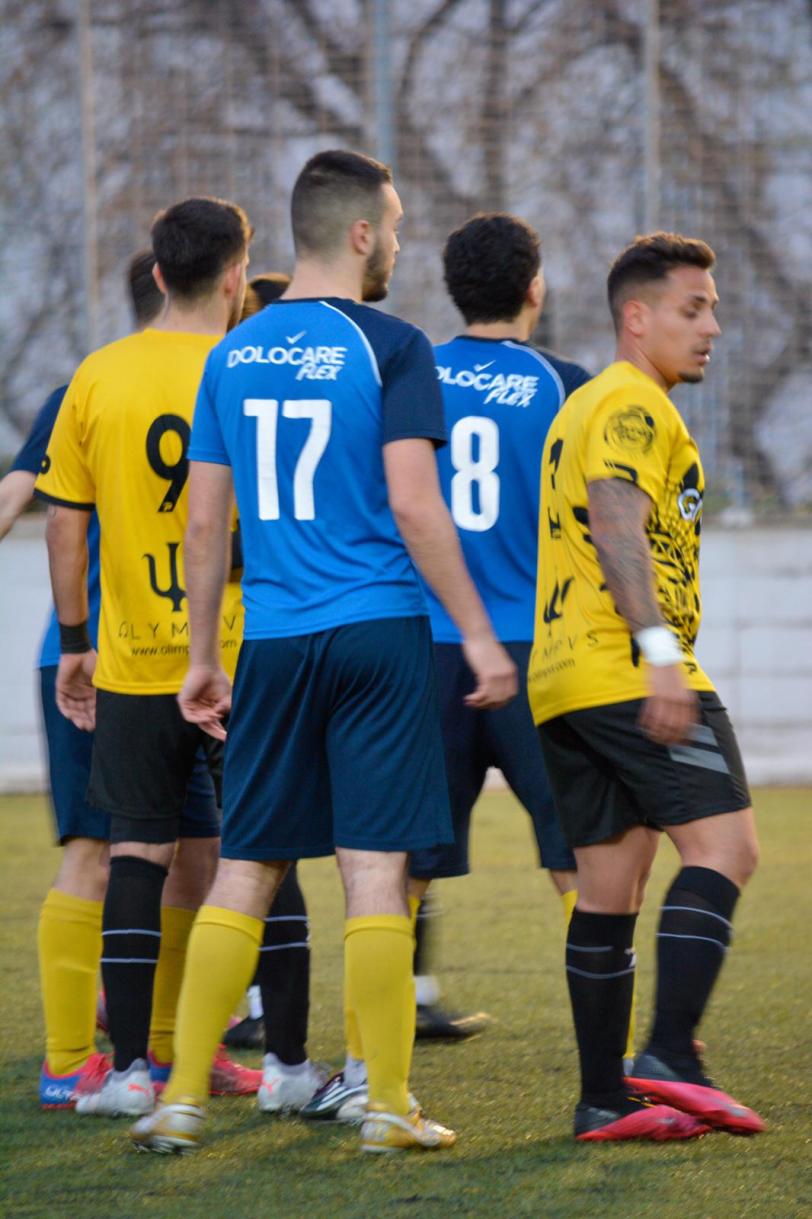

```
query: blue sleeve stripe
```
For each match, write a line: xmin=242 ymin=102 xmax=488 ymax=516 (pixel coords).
xmin=319 ymin=300 xmax=382 ymax=387
xmin=503 ymin=341 xmax=565 ymax=407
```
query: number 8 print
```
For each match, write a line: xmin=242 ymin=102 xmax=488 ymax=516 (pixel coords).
xmin=450 ymin=415 xmax=500 ymax=532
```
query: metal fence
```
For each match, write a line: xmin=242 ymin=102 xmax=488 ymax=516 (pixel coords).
xmin=2 ymin=0 xmax=811 ymax=514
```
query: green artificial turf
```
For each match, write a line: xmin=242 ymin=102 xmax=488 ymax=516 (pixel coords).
xmin=1 ymin=788 xmax=810 ymax=1219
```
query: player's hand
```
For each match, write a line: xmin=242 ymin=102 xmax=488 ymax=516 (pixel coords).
xmin=462 ymin=634 xmax=518 ymax=710
xmin=56 ymin=650 xmax=97 ymax=732
xmin=178 ymin=664 xmax=232 ymax=740
xmin=638 ymin=664 xmax=698 ymax=745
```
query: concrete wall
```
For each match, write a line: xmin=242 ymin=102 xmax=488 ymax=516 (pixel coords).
xmin=1 ymin=516 xmax=810 ymax=792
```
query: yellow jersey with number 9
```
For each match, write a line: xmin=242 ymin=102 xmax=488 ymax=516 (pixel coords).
xmin=35 ymin=328 xmax=243 ymax=694
xmin=528 ymin=361 xmax=715 ymax=725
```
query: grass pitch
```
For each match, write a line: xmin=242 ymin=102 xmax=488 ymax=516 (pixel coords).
xmin=1 ymin=788 xmax=810 ymax=1219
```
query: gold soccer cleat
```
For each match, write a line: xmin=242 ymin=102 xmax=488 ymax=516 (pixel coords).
xmin=360 ymin=1105 xmax=457 ymax=1153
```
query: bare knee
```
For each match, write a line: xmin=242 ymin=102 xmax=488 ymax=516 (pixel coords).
xmin=733 ymin=833 xmax=759 ymax=887
xmin=207 ymin=857 xmax=288 ymax=920
xmin=338 ymin=848 xmax=409 ymax=918
xmin=53 ymin=837 xmax=109 ymax=902
xmin=164 ymin=836 xmax=219 ymax=910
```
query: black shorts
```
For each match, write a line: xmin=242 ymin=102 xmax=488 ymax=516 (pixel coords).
xmin=537 ymin=690 xmax=751 ymax=849
xmin=88 ymin=691 xmax=223 ymax=844
xmin=410 ymin=643 xmax=575 ymax=879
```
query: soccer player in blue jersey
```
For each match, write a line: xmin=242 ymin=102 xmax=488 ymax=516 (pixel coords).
xmin=408 ymin=213 xmax=589 ymax=1030
xmin=131 ymin=149 xmax=517 ymax=1156
xmin=303 ymin=213 xmax=593 ymax=1119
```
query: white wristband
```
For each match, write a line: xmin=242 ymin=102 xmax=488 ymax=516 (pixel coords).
xmin=635 ymin=626 xmax=683 ymax=667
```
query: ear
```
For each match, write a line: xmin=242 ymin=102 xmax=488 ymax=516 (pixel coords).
xmin=222 ymin=260 xmax=242 ymax=298
xmin=152 ymin=262 xmax=168 ymax=296
xmin=348 ymin=217 xmax=374 ymax=257
xmin=623 ymin=297 xmax=648 ymax=338
xmin=527 ymin=273 xmax=544 ymax=311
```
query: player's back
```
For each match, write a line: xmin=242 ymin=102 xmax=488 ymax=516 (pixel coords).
xmin=191 ymin=298 xmax=445 ymax=640
xmin=425 ymin=336 xmax=588 ymax=643
xmin=38 ymin=328 xmax=243 ymax=693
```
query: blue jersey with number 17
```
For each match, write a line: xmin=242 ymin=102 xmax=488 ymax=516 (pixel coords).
xmin=190 ymin=298 xmax=447 ymax=640
xmin=424 ymin=336 xmax=590 ymax=644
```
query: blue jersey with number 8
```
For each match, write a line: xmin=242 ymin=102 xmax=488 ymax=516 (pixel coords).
xmin=424 ymin=336 xmax=590 ymax=644
xmin=190 ymin=298 xmax=447 ymax=640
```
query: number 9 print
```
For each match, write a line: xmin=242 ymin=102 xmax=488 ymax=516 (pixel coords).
xmin=146 ymin=414 xmax=191 ymax=513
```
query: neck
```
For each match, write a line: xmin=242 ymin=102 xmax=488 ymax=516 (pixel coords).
xmin=152 ymin=295 xmax=230 ymax=336
xmin=615 ymin=339 xmax=673 ymax=393
xmin=464 ymin=315 xmax=533 ymax=342
xmin=283 ymin=256 xmax=364 ymax=303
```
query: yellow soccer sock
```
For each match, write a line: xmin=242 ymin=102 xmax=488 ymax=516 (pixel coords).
xmin=162 ymin=906 xmax=263 ymax=1106
xmin=148 ymin=905 xmax=197 ymax=1064
xmin=560 ymin=888 xmax=578 ymax=927
xmin=561 ymin=888 xmax=637 ymax=1064
xmin=344 ymin=898 xmax=421 ymax=1066
xmin=344 ymin=987 xmax=364 ymax=1062
xmin=38 ymin=889 xmax=102 ymax=1076
xmin=344 ymin=915 xmax=414 ymax=1116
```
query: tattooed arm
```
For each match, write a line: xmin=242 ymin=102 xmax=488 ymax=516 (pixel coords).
xmin=587 ymin=478 xmax=697 ymax=744
xmin=587 ymin=479 xmax=662 ymax=631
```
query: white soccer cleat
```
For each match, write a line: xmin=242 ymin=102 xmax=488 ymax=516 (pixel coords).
xmin=74 ymin=1058 xmax=155 ymax=1118
xmin=130 ymin=1100 xmax=206 ymax=1154
xmin=257 ymin=1054 xmax=328 ymax=1114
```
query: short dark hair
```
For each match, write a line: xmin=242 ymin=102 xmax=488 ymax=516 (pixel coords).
xmin=607 ymin=231 xmax=715 ymax=331
xmin=443 ymin=213 xmax=541 ymax=325
xmin=127 ymin=249 xmax=164 ymax=326
xmin=241 ymin=271 xmax=291 ymax=319
xmin=290 ymin=149 xmax=392 ymax=257
xmin=151 ymin=196 xmax=252 ymax=300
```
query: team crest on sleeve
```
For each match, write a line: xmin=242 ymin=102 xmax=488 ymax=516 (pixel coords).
xmin=604 ymin=406 xmax=655 ymax=454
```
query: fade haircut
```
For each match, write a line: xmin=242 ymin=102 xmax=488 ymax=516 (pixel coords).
xmin=151 ymin=196 xmax=252 ymax=300
xmin=443 ymin=213 xmax=541 ymax=325
xmin=127 ymin=249 xmax=164 ymax=326
xmin=290 ymin=150 xmax=392 ymax=257
xmin=241 ymin=271 xmax=291 ymax=320
xmin=608 ymin=231 xmax=715 ymax=332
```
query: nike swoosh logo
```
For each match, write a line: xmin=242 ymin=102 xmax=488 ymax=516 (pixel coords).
xmin=474 ymin=361 xmax=495 ymax=371
xmin=128 ymin=1083 xmax=150 ymax=1094
xmin=287 ymin=331 xmax=306 ymax=344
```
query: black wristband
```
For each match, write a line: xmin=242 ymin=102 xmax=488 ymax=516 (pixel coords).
xmin=59 ymin=621 xmax=92 ymax=654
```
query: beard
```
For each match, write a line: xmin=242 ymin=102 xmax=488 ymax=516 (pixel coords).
xmin=361 ymin=239 xmax=391 ymax=302
xmin=227 ymin=284 xmax=247 ymax=331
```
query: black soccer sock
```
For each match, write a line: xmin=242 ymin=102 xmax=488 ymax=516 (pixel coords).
xmin=648 ymin=866 xmax=739 ymax=1060
xmin=101 ymin=856 xmax=167 ymax=1072
xmin=413 ymin=893 xmax=435 ymax=982
xmin=258 ymin=865 xmax=310 ymax=1066
xmin=566 ymin=910 xmax=637 ymax=1110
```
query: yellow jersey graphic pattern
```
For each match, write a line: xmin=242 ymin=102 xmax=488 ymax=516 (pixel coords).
xmin=36 ymin=329 xmax=243 ymax=694
xmin=529 ymin=361 xmax=714 ymax=724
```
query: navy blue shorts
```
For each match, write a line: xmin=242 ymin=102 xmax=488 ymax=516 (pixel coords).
xmin=39 ymin=666 xmax=220 ymax=844
xmin=221 ymin=617 xmax=453 ymax=860
xmin=409 ymin=642 xmax=576 ymax=879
